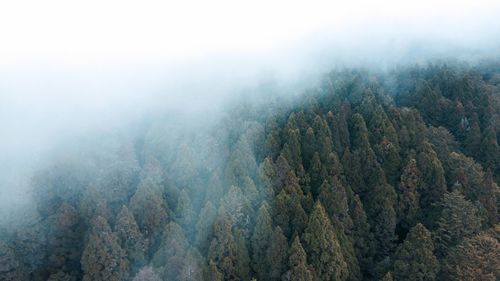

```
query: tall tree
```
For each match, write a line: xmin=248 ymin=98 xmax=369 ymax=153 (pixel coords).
xmin=152 ymin=222 xmax=188 ymax=281
xmin=195 ymin=201 xmax=217 ymax=255
xmin=266 ymin=226 xmax=288 ymax=281
xmin=396 ymin=158 xmax=420 ymax=234
xmin=303 ymin=201 xmax=348 ymax=281
xmin=207 ymin=207 xmax=239 ymax=281
xmin=443 ymin=226 xmax=500 ymax=281
xmin=81 ymin=216 xmax=128 ymax=281
xmin=416 ymin=142 xmax=446 ymax=225
xmin=0 ymin=240 xmax=27 ymax=281
xmin=131 ymin=266 xmax=162 ymax=281
xmin=393 ymin=223 xmax=439 ymax=281
xmin=251 ymin=203 xmax=273 ymax=279
xmin=434 ymin=190 xmax=483 ymax=257
xmin=282 ymin=236 xmax=314 ymax=281
xmin=114 ymin=206 xmax=147 ymax=275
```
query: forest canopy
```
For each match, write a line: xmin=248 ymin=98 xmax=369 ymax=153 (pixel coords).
xmin=0 ymin=61 xmax=499 ymax=281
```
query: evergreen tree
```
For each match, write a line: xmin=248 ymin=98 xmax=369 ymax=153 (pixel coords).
xmin=267 ymin=226 xmax=288 ymax=281
xmin=434 ymin=190 xmax=483 ymax=257
xmin=47 ymin=203 xmax=83 ymax=276
xmin=0 ymin=240 xmax=26 ymax=281
xmin=282 ymin=236 xmax=314 ymax=281
xmin=396 ymin=158 xmax=420 ymax=233
xmin=152 ymin=222 xmax=188 ymax=281
xmin=393 ymin=223 xmax=439 ymax=281
xmin=81 ymin=216 xmax=128 ymax=281
xmin=132 ymin=266 xmax=162 ymax=281
xmin=349 ymin=195 xmax=375 ymax=276
xmin=234 ymin=229 xmax=251 ymax=281
xmin=416 ymin=142 xmax=446 ymax=224
xmin=179 ymin=247 xmax=205 ymax=281
xmin=303 ymin=201 xmax=348 ymax=281
xmin=444 ymin=227 xmax=500 ymax=281
xmin=114 ymin=206 xmax=147 ymax=275
xmin=208 ymin=207 xmax=239 ymax=281
xmin=365 ymin=168 xmax=397 ymax=260
xmin=251 ymin=203 xmax=273 ymax=279
xmin=195 ymin=201 xmax=217 ymax=255
xmin=175 ymin=189 xmax=196 ymax=238
xmin=129 ymin=178 xmax=168 ymax=246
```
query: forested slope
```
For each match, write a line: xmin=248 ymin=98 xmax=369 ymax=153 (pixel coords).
xmin=1 ymin=62 xmax=499 ymax=281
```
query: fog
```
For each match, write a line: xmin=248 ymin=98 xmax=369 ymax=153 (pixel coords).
xmin=1 ymin=0 xmax=500 ymax=221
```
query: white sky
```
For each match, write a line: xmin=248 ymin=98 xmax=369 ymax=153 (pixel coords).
xmin=0 ymin=0 xmax=499 ymax=66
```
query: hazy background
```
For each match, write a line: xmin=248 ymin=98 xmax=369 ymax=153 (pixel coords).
xmin=1 ymin=0 xmax=500 ymax=217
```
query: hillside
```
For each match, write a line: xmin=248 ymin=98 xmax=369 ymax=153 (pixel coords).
xmin=1 ymin=62 xmax=499 ymax=281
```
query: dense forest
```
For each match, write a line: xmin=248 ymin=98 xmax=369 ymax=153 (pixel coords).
xmin=1 ymin=61 xmax=499 ymax=281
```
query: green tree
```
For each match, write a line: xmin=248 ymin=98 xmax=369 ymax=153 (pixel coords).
xmin=208 ymin=207 xmax=239 ymax=281
xmin=434 ymin=190 xmax=482 ymax=257
xmin=396 ymin=158 xmax=420 ymax=233
xmin=129 ymin=178 xmax=168 ymax=246
xmin=282 ymin=236 xmax=314 ymax=281
xmin=195 ymin=201 xmax=217 ymax=255
xmin=81 ymin=216 xmax=128 ymax=281
xmin=152 ymin=222 xmax=188 ymax=281
xmin=444 ymin=227 xmax=500 ymax=281
xmin=416 ymin=142 xmax=446 ymax=224
xmin=303 ymin=201 xmax=348 ymax=281
xmin=0 ymin=240 xmax=27 ymax=281
xmin=393 ymin=223 xmax=439 ymax=281
xmin=251 ymin=203 xmax=273 ymax=279
xmin=114 ymin=206 xmax=146 ymax=275
xmin=267 ymin=226 xmax=288 ymax=281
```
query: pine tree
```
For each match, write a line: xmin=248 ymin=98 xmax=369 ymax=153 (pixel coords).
xmin=206 ymin=259 xmax=223 ymax=281
xmin=195 ymin=201 xmax=217 ymax=255
xmin=179 ymin=247 xmax=205 ymax=281
xmin=208 ymin=207 xmax=239 ymax=281
xmin=175 ymin=189 xmax=196 ymax=238
xmin=481 ymin=169 xmax=499 ymax=225
xmin=393 ymin=223 xmax=439 ymax=281
xmin=349 ymin=195 xmax=375 ymax=276
xmin=81 ymin=216 xmax=128 ymax=281
xmin=234 ymin=229 xmax=251 ymax=281
xmin=282 ymin=236 xmax=314 ymax=281
xmin=417 ymin=142 xmax=446 ymax=224
xmin=308 ymin=152 xmax=326 ymax=198
xmin=434 ymin=190 xmax=482 ymax=257
xmin=0 ymin=240 xmax=26 ymax=281
xmin=132 ymin=266 xmax=162 ymax=281
xmin=303 ymin=201 xmax=348 ymax=281
xmin=318 ymin=177 xmax=352 ymax=231
xmin=444 ymin=228 xmax=500 ymax=281
xmin=152 ymin=222 xmax=188 ymax=281
xmin=267 ymin=226 xmax=288 ymax=281
xmin=47 ymin=203 xmax=83 ymax=276
xmin=129 ymin=178 xmax=168 ymax=246
xmin=365 ymin=168 xmax=397 ymax=260
xmin=114 ymin=206 xmax=147 ymax=275
xmin=251 ymin=203 xmax=273 ymax=279
xmin=281 ymin=129 xmax=303 ymax=173
xmin=396 ymin=158 xmax=420 ymax=233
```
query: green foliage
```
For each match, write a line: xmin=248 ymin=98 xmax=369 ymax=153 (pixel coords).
xmin=282 ymin=236 xmax=314 ymax=281
xmin=304 ymin=202 xmax=348 ymax=281
xmin=81 ymin=216 xmax=128 ymax=281
xmin=434 ymin=190 xmax=483 ymax=257
xmin=393 ymin=223 xmax=439 ymax=281
xmin=10 ymin=62 xmax=500 ymax=281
